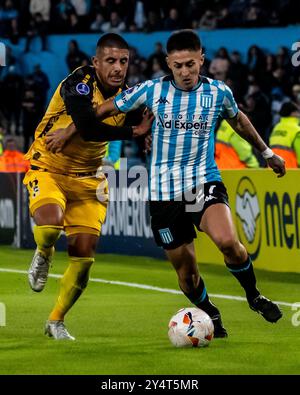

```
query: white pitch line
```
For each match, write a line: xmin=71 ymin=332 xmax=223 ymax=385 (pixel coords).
xmin=0 ymin=267 xmax=295 ymax=307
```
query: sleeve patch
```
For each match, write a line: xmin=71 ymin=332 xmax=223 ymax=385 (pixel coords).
xmin=76 ymin=82 xmax=90 ymax=95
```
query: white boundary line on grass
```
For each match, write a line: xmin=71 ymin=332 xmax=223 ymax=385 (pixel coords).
xmin=0 ymin=267 xmax=294 ymax=307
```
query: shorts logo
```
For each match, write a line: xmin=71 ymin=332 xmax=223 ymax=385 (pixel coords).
xmin=76 ymin=82 xmax=90 ymax=95
xmin=159 ymin=228 xmax=173 ymax=244
xmin=193 ymin=185 xmax=217 ymax=212
xmin=200 ymin=94 xmax=213 ymax=108
xmin=29 ymin=179 xmax=40 ymax=198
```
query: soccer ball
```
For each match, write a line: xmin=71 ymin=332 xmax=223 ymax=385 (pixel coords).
xmin=168 ymin=307 xmax=214 ymax=348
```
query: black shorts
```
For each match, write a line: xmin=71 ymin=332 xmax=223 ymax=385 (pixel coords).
xmin=149 ymin=181 xmax=229 ymax=250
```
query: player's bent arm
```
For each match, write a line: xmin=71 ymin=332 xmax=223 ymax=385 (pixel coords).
xmin=49 ymin=121 xmax=133 ymax=142
xmin=227 ymin=110 xmax=267 ymax=153
xmin=227 ymin=110 xmax=286 ymax=177
xmin=60 ymin=69 xmax=132 ymax=141
xmin=64 ymin=93 xmax=149 ymax=141
xmin=66 ymin=98 xmax=133 ymax=141
xmin=59 ymin=69 xmax=151 ymax=143
xmin=47 ymin=106 xmax=152 ymax=151
xmin=78 ymin=109 xmax=153 ymax=141
xmin=46 ymin=121 xmax=133 ymax=154
xmin=53 ymin=108 xmax=153 ymax=144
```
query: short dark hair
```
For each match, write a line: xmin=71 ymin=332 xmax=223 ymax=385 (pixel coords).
xmin=96 ymin=33 xmax=129 ymax=51
xmin=279 ymin=101 xmax=299 ymax=117
xmin=166 ymin=30 xmax=201 ymax=54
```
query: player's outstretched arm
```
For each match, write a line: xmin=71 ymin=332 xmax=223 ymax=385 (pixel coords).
xmin=227 ymin=110 xmax=286 ymax=177
xmin=79 ymin=108 xmax=154 ymax=141
xmin=46 ymin=98 xmax=125 ymax=153
xmin=46 ymin=108 xmax=154 ymax=153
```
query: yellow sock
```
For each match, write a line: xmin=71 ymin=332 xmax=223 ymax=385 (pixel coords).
xmin=48 ymin=257 xmax=94 ymax=321
xmin=33 ymin=225 xmax=63 ymax=256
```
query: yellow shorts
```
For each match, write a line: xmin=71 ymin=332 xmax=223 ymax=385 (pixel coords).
xmin=23 ymin=170 xmax=108 ymax=237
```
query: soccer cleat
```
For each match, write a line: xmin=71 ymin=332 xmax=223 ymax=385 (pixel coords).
xmin=45 ymin=320 xmax=75 ymax=341
xmin=248 ymin=295 xmax=283 ymax=323
xmin=211 ymin=314 xmax=228 ymax=338
xmin=28 ymin=248 xmax=53 ymax=292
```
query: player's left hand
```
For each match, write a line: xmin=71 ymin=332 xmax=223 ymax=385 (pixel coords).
xmin=46 ymin=123 xmax=77 ymax=153
xmin=45 ymin=128 xmax=70 ymax=153
xmin=267 ymin=154 xmax=286 ymax=178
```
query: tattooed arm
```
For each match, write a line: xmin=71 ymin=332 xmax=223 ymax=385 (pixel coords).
xmin=227 ymin=110 xmax=267 ymax=152
xmin=227 ymin=110 xmax=286 ymax=177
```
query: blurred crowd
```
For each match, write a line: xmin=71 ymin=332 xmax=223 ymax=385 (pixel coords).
xmin=0 ymin=60 xmax=50 ymax=152
xmin=0 ymin=0 xmax=299 ymax=46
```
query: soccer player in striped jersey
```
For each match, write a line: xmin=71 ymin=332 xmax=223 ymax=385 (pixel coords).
xmin=56 ymin=30 xmax=286 ymax=336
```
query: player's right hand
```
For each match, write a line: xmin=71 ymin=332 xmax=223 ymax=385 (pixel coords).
xmin=267 ymin=154 xmax=286 ymax=178
xmin=132 ymin=108 xmax=154 ymax=137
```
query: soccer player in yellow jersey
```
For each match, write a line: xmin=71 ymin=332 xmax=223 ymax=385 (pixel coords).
xmin=23 ymin=33 xmax=152 ymax=340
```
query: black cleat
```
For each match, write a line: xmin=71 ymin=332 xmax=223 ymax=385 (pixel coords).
xmin=211 ymin=314 xmax=228 ymax=338
xmin=248 ymin=295 xmax=283 ymax=323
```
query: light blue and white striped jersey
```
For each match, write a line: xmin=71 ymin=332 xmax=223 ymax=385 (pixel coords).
xmin=114 ymin=76 xmax=238 ymax=200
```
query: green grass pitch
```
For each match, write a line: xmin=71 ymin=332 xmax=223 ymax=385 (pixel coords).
xmin=0 ymin=245 xmax=299 ymax=375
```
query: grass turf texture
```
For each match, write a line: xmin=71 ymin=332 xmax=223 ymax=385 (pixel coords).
xmin=0 ymin=245 xmax=299 ymax=375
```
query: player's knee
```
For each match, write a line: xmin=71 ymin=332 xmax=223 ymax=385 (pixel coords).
xmin=69 ymin=245 xmax=94 ymax=257
xmin=216 ymin=236 xmax=239 ymax=257
xmin=67 ymin=235 xmax=98 ymax=257
xmin=33 ymin=204 xmax=64 ymax=226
